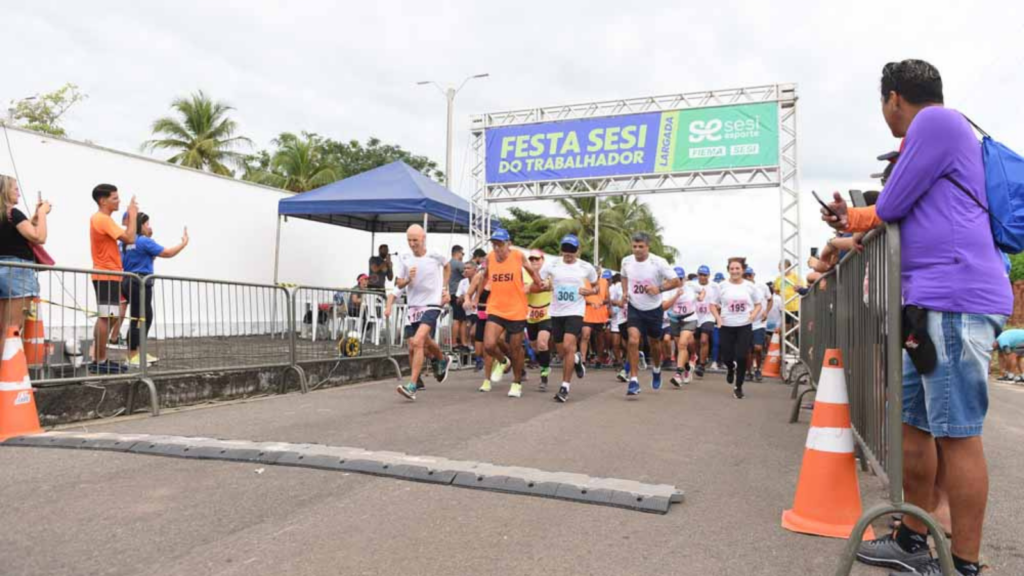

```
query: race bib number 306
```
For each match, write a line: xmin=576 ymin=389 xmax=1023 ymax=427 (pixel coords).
xmin=555 ymin=285 xmax=578 ymax=303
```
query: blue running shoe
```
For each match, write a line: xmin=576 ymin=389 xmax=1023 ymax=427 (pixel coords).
xmin=627 ymin=378 xmax=641 ymax=396
xmin=652 ymin=371 xmax=662 ymax=390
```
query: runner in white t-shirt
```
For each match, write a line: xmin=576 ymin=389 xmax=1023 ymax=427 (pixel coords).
xmin=607 ymin=274 xmax=628 ymax=376
xmin=390 ymin=225 xmax=451 ymax=400
xmin=743 ymin=267 xmax=773 ymax=382
xmin=539 ymin=234 xmax=598 ymax=402
xmin=692 ymin=265 xmax=719 ymax=378
xmin=710 ymin=258 xmax=763 ymax=399
xmin=620 ymin=232 xmax=680 ymax=396
xmin=664 ymin=267 xmax=704 ymax=387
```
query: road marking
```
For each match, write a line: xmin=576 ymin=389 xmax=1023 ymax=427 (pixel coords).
xmin=2 ymin=432 xmax=684 ymax=515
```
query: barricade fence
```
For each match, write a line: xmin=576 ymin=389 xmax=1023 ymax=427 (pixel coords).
xmin=793 ymin=226 xmax=954 ymax=575
xmin=0 ymin=260 xmax=411 ymax=413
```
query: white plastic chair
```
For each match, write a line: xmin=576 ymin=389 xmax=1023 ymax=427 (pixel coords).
xmin=361 ymin=294 xmax=384 ymax=346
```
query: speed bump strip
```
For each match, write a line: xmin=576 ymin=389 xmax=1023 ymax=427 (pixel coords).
xmin=2 ymin=432 xmax=684 ymax=514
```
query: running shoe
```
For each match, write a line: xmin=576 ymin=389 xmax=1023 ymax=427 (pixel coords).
xmin=695 ymin=363 xmax=705 ymax=378
xmin=733 ymin=386 xmax=744 ymax=399
xmin=626 ymin=378 xmax=641 ymax=396
xmin=670 ymin=371 xmax=683 ymax=388
xmin=889 ymin=558 xmax=967 ymax=576
xmin=434 ymin=356 xmax=451 ymax=383
xmin=574 ymin=352 xmax=586 ymax=379
xmin=996 ymin=373 xmax=1012 ymax=382
xmin=638 ymin=352 xmax=647 ymax=371
xmin=754 ymin=369 xmax=763 ymax=383
xmin=508 ymin=383 xmax=523 ymax=398
xmin=539 ymin=367 xmax=550 ymax=391
xmin=683 ymin=366 xmax=692 ymax=384
xmin=855 ymin=533 xmax=932 ymax=572
xmin=416 ymin=376 xmax=425 ymax=390
xmin=479 ymin=379 xmax=491 ymax=392
xmin=652 ymin=371 xmax=662 ymax=390
xmin=397 ymin=382 xmax=417 ymax=400
xmin=727 ymin=365 xmax=735 ymax=384
xmin=616 ymin=369 xmax=627 ymax=382
xmin=1015 ymin=375 xmax=1024 ymax=384
xmin=554 ymin=385 xmax=569 ymax=403
xmin=491 ymin=357 xmax=510 ymax=383
xmin=474 ymin=357 xmax=484 ymax=371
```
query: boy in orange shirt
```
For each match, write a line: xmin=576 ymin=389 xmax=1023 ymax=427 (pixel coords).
xmin=89 ymin=184 xmax=137 ymax=373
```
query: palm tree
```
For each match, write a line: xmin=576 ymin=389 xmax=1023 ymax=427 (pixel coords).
xmin=530 ymin=196 xmax=677 ymax=269
xmin=143 ymin=91 xmax=251 ymax=176
xmin=244 ymin=132 xmax=338 ymax=193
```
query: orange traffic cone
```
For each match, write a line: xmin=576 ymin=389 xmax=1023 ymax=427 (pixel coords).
xmin=763 ymin=330 xmax=782 ymax=379
xmin=0 ymin=327 xmax=43 ymax=441
xmin=23 ymin=299 xmax=46 ymax=367
xmin=782 ymin=349 xmax=873 ymax=540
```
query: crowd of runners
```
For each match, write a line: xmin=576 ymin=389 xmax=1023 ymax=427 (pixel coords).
xmin=385 ymin=224 xmax=784 ymax=402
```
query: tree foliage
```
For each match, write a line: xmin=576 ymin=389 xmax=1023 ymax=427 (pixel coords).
xmin=7 ymin=83 xmax=87 ymax=137
xmin=499 ymin=196 xmax=677 ymax=269
xmin=143 ymin=90 xmax=252 ymax=176
xmin=1010 ymin=252 xmax=1024 ymax=283
xmin=242 ymin=134 xmax=443 ymax=192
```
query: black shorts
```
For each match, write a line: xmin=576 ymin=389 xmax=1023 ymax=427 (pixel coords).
xmin=475 ymin=315 xmax=487 ymax=342
xmin=452 ymin=304 xmax=467 ymax=322
xmin=487 ymin=314 xmax=526 ymax=335
xmin=699 ymin=321 xmax=717 ymax=336
xmin=551 ymin=316 xmax=584 ymax=344
xmin=584 ymin=322 xmax=606 ymax=332
xmin=526 ymin=320 xmax=552 ymax=341
xmin=627 ymin=304 xmax=663 ymax=339
xmin=92 ymin=279 xmax=121 ymax=317
xmin=404 ymin=308 xmax=442 ymax=339
xmin=619 ymin=321 xmax=629 ymax=335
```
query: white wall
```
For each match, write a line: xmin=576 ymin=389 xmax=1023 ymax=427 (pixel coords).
xmin=0 ymin=125 xmax=427 ymax=288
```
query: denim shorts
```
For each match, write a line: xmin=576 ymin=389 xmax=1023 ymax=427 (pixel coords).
xmin=0 ymin=256 xmax=40 ymax=299
xmin=903 ymin=311 xmax=1006 ymax=438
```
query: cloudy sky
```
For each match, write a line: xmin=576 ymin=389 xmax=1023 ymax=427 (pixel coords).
xmin=5 ymin=1 xmax=1023 ymax=277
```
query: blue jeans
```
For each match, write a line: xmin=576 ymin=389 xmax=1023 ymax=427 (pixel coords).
xmin=0 ymin=256 xmax=39 ymax=299
xmin=902 ymin=311 xmax=1006 ymax=438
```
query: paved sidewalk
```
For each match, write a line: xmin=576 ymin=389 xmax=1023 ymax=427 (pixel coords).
xmin=2 ymin=367 xmax=1022 ymax=575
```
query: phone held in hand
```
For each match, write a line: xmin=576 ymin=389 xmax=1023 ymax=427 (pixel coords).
xmin=811 ymin=190 xmax=839 ymax=218
xmin=810 ymin=247 xmax=819 ymax=258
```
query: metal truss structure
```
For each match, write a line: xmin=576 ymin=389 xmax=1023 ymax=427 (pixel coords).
xmin=469 ymin=84 xmax=801 ymax=360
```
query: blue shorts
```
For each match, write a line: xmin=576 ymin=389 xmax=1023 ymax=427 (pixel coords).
xmin=404 ymin=308 xmax=442 ymax=339
xmin=751 ymin=328 xmax=766 ymax=347
xmin=627 ymin=304 xmax=663 ymax=339
xmin=0 ymin=257 xmax=39 ymax=299
xmin=902 ymin=311 xmax=1006 ymax=438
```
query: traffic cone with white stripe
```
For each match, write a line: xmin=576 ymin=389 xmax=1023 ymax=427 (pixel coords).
xmin=0 ymin=327 xmax=43 ymax=441
xmin=763 ymin=330 xmax=782 ymax=379
xmin=781 ymin=349 xmax=873 ymax=540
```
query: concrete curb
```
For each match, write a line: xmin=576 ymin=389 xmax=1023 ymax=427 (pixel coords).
xmin=2 ymin=432 xmax=684 ymax=514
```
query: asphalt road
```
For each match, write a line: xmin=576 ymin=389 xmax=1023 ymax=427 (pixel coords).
xmin=2 ymin=367 xmax=1023 ymax=576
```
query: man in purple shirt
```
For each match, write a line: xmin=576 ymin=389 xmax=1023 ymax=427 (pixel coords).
xmin=825 ymin=60 xmax=1010 ymax=576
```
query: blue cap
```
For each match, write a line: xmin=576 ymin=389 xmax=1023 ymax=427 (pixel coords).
xmin=698 ymin=265 xmax=711 ymax=275
xmin=673 ymin=266 xmax=686 ymax=278
xmin=745 ymin=266 xmax=754 ymax=275
xmin=490 ymin=228 xmax=511 ymax=243
xmin=601 ymin=269 xmax=612 ymax=279
xmin=560 ymin=234 xmax=580 ymax=248
xmin=714 ymin=272 xmax=725 ymax=282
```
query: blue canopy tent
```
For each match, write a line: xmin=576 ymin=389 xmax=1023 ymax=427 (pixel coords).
xmin=273 ymin=160 xmax=496 ymax=283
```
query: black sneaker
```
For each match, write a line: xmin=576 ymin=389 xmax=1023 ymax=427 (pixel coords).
xmin=754 ymin=370 xmax=763 ymax=382
xmin=888 ymin=558 xmax=966 ymax=576
xmin=574 ymin=353 xmax=586 ymax=379
xmin=416 ymin=376 xmax=425 ymax=391
xmin=695 ymin=364 xmax=705 ymax=378
xmin=733 ymin=386 xmax=744 ymax=399
xmin=726 ymin=366 xmax=735 ymax=384
xmin=554 ymin=385 xmax=569 ymax=403
xmin=856 ymin=533 xmax=932 ymax=572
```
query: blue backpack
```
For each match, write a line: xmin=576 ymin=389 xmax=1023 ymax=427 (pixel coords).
xmin=945 ymin=117 xmax=1024 ymax=254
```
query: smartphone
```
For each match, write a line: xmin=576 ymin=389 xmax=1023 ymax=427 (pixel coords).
xmin=850 ymin=190 xmax=866 ymax=208
xmin=812 ymin=190 xmax=839 ymax=218
xmin=810 ymin=247 xmax=819 ymax=258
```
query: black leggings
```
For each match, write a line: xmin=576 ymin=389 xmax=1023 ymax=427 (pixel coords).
xmin=718 ymin=324 xmax=753 ymax=388
xmin=121 ymin=278 xmax=154 ymax=354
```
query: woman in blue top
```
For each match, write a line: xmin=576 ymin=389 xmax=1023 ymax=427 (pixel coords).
xmin=121 ymin=213 xmax=188 ymax=366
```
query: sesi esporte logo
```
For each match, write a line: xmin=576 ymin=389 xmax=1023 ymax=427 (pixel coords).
xmin=688 ymin=116 xmax=762 ymax=143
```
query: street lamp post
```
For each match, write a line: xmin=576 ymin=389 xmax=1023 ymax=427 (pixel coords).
xmin=416 ymin=74 xmax=489 ymax=230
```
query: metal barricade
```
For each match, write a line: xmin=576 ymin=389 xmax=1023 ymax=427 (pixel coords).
xmin=0 ymin=260 xmax=158 ymax=415
xmin=290 ymin=286 xmax=400 ymax=387
xmin=794 ymin=225 xmax=954 ymax=575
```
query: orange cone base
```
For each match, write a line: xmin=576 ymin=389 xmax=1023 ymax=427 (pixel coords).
xmin=782 ymin=509 xmax=875 ymax=541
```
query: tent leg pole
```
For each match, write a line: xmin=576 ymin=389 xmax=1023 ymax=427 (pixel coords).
xmin=273 ymin=215 xmax=282 ymax=285
xmin=423 ymin=213 xmax=428 ymax=230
